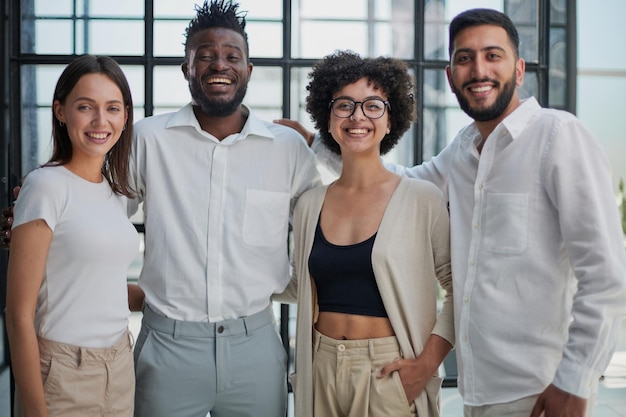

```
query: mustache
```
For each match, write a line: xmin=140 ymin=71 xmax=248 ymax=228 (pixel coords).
xmin=462 ymin=78 xmax=500 ymax=89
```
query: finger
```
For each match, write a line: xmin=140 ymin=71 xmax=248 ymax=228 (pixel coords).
xmin=12 ymin=186 xmax=21 ymax=199
xmin=529 ymin=397 xmax=544 ymax=417
xmin=377 ymin=359 xmax=402 ymax=378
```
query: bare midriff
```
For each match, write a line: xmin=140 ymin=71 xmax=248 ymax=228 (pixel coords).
xmin=315 ymin=311 xmax=395 ymax=340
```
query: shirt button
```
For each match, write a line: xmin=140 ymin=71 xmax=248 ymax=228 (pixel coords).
xmin=463 ymin=296 xmax=469 ymax=303
xmin=217 ymin=325 xmax=224 ymax=334
xmin=474 ymin=222 xmax=480 ymax=229
xmin=337 ymin=344 xmax=345 ymax=352
xmin=470 ymin=260 xmax=475 ymax=266
xmin=463 ymin=336 xmax=468 ymax=342
xmin=478 ymin=184 xmax=484 ymax=190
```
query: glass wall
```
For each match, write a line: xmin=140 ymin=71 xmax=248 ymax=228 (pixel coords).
xmin=2 ymin=0 xmax=578 ymax=397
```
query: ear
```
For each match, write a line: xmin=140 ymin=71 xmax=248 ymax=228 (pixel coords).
xmin=247 ymin=61 xmax=254 ymax=78
xmin=53 ymin=100 xmax=65 ymax=124
xmin=181 ymin=62 xmax=189 ymax=80
xmin=445 ymin=66 xmax=456 ymax=93
xmin=515 ymin=58 xmax=525 ymax=87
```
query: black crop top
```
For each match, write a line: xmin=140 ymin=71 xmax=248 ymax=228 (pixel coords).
xmin=308 ymin=221 xmax=388 ymax=318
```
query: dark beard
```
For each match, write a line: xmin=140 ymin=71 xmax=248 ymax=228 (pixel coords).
xmin=454 ymin=71 xmax=516 ymax=122
xmin=189 ymin=76 xmax=248 ymax=117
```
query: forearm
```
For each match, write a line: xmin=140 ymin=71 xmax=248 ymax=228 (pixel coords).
xmin=416 ymin=334 xmax=453 ymax=375
xmin=127 ymin=283 xmax=145 ymax=311
xmin=6 ymin=317 xmax=48 ymax=417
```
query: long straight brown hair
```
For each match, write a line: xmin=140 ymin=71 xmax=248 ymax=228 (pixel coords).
xmin=48 ymin=55 xmax=135 ymax=197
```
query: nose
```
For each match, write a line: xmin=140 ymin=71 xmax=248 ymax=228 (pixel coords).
xmin=209 ymin=56 xmax=228 ymax=71
xmin=349 ymin=103 xmax=367 ymax=121
xmin=92 ymin=108 xmax=106 ymax=126
xmin=470 ymin=56 xmax=488 ymax=79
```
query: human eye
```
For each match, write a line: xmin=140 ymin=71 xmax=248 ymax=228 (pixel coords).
xmin=455 ymin=54 xmax=471 ymax=64
xmin=335 ymin=100 xmax=354 ymax=111
xmin=77 ymin=104 xmax=92 ymax=111
xmin=108 ymin=105 xmax=122 ymax=112
xmin=365 ymin=100 xmax=385 ymax=111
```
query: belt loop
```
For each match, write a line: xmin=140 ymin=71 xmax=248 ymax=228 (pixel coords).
xmin=243 ymin=317 xmax=249 ymax=336
xmin=78 ymin=347 xmax=84 ymax=368
xmin=128 ymin=331 xmax=135 ymax=352
xmin=368 ymin=339 xmax=375 ymax=359
xmin=173 ymin=321 xmax=180 ymax=340
xmin=314 ymin=331 xmax=322 ymax=352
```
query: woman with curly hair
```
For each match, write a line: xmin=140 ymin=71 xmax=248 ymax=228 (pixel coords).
xmin=290 ymin=50 xmax=455 ymax=417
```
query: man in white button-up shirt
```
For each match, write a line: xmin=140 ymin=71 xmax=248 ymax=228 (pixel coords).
xmin=127 ymin=2 xmax=320 ymax=417
xmin=300 ymin=8 xmax=626 ymax=417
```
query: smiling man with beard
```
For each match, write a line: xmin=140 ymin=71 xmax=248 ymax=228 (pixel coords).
xmin=128 ymin=1 xmax=320 ymax=417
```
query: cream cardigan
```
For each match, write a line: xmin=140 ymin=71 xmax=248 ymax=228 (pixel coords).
xmin=290 ymin=176 xmax=455 ymax=416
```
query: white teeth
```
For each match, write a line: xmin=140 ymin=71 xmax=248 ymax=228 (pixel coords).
xmin=347 ymin=128 xmax=368 ymax=134
xmin=470 ymin=86 xmax=492 ymax=93
xmin=207 ymin=77 xmax=232 ymax=85
xmin=88 ymin=133 xmax=108 ymax=139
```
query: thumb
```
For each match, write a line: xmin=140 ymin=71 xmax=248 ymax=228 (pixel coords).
xmin=376 ymin=358 xmax=402 ymax=379
xmin=529 ymin=396 xmax=544 ymax=417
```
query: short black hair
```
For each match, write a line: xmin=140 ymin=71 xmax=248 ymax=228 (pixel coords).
xmin=306 ymin=50 xmax=416 ymax=156
xmin=448 ymin=8 xmax=520 ymax=59
xmin=184 ymin=0 xmax=249 ymax=59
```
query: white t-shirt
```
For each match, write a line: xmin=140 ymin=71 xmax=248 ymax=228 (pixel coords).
xmin=13 ymin=165 xmax=139 ymax=348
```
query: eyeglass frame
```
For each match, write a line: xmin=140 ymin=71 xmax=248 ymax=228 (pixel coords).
xmin=328 ymin=98 xmax=391 ymax=120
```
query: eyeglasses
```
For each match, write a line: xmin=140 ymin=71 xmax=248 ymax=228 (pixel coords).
xmin=329 ymin=98 xmax=390 ymax=119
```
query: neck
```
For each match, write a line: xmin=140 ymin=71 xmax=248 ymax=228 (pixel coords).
xmin=337 ymin=153 xmax=393 ymax=188
xmin=193 ymin=105 xmax=247 ymax=141
xmin=64 ymin=157 xmax=105 ymax=183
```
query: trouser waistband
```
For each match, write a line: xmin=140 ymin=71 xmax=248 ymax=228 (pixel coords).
xmin=313 ymin=328 xmax=401 ymax=358
xmin=142 ymin=304 xmax=275 ymax=338
xmin=38 ymin=330 xmax=133 ymax=365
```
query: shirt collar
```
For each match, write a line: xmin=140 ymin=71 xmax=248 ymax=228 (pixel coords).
xmin=459 ymin=96 xmax=541 ymax=152
xmin=165 ymin=103 xmax=275 ymax=143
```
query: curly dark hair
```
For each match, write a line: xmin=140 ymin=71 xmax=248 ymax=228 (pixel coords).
xmin=305 ymin=50 xmax=416 ymax=156
xmin=184 ymin=0 xmax=249 ymax=59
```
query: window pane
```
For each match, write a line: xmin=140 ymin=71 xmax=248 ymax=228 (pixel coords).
xmin=551 ymin=0 xmax=567 ymax=25
xmin=248 ymin=21 xmax=283 ymax=58
xmin=578 ymin=75 xmax=626 ymax=189
xmin=549 ymin=28 xmax=567 ymax=108
xmin=154 ymin=20 xmax=189 ymax=56
xmin=153 ymin=66 xmax=191 ymax=114
xmin=154 ymin=0 xmax=199 ymax=17
xmin=240 ymin=0 xmax=282 ymax=19
xmin=30 ymin=20 xmax=75 ymax=54
xmin=246 ymin=67 xmax=283 ymax=121
xmin=297 ymin=21 xmax=369 ymax=58
xmin=86 ymin=0 xmax=144 ymax=17
xmin=519 ymin=71 xmax=537 ymax=100
xmin=88 ymin=20 xmax=145 ymax=55
xmin=34 ymin=0 xmax=73 ymax=16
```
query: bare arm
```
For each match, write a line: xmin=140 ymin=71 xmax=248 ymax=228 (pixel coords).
xmin=6 ymin=219 xmax=52 ymax=417
xmin=127 ymin=283 xmax=145 ymax=312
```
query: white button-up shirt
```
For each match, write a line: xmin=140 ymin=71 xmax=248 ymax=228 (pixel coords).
xmin=129 ymin=104 xmax=320 ymax=322
xmin=410 ymin=97 xmax=626 ymax=404
xmin=313 ymin=96 xmax=626 ymax=404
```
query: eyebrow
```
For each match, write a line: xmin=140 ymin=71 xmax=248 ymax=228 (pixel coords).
xmin=196 ymin=43 xmax=245 ymax=53
xmin=332 ymin=95 xmax=386 ymax=101
xmin=454 ymin=45 xmax=508 ymax=56
xmin=71 ymin=97 xmax=124 ymax=105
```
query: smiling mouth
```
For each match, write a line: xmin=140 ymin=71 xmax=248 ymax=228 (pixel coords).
xmin=346 ymin=128 xmax=369 ymax=134
xmin=87 ymin=133 xmax=108 ymax=140
xmin=206 ymin=77 xmax=232 ymax=85
xmin=469 ymin=85 xmax=493 ymax=93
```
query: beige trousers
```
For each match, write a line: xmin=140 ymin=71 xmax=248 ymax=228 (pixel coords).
xmin=464 ymin=391 xmax=596 ymax=417
xmin=15 ymin=330 xmax=135 ymax=417
xmin=312 ymin=328 xmax=417 ymax=417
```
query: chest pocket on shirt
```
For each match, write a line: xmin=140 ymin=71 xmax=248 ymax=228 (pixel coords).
xmin=484 ymin=193 xmax=528 ymax=255
xmin=243 ymin=189 xmax=290 ymax=247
